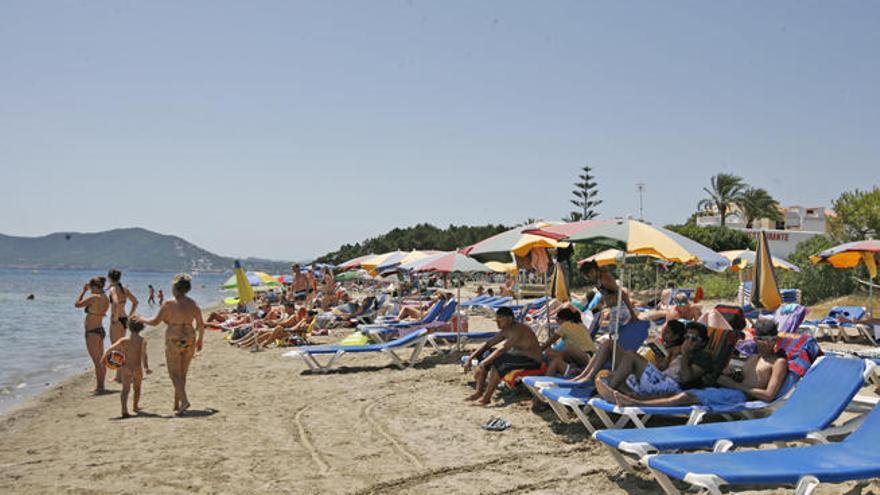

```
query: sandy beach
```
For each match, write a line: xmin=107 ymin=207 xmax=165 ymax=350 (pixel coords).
xmin=2 ymin=307 xmax=879 ymax=495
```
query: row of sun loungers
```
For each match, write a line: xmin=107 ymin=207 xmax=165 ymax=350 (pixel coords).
xmin=282 ymin=293 xmax=880 ymax=492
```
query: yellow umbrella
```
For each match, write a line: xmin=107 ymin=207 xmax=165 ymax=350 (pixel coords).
xmin=548 ymin=261 xmax=570 ymax=302
xmin=720 ymin=250 xmax=801 ymax=273
xmin=234 ymin=260 xmax=255 ymax=305
xmin=580 ymin=248 xmax=667 ymax=267
xmin=361 ymin=250 xmax=406 ymax=275
xmin=485 ymin=261 xmax=518 ymax=275
xmin=751 ymin=231 xmax=782 ymax=311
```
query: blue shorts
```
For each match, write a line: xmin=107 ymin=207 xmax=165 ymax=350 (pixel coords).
xmin=687 ymin=387 xmax=748 ymax=408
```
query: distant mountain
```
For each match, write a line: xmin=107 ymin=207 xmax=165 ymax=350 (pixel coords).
xmin=0 ymin=228 xmax=295 ymax=274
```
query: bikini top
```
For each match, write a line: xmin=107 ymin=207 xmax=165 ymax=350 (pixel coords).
xmin=109 ymin=283 xmax=126 ymax=305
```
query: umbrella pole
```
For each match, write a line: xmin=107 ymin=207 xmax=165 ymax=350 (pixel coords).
xmin=456 ymin=273 xmax=462 ymax=352
xmin=611 ymin=255 xmax=626 ymax=370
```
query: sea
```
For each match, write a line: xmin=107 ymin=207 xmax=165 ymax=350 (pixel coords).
xmin=0 ymin=268 xmax=228 ymax=413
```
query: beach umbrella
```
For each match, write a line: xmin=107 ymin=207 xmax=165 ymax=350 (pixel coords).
xmin=525 ymin=218 xmax=729 ymax=272
xmin=579 ymin=248 xmax=667 ymax=267
xmin=810 ymin=239 xmax=880 ymax=317
xmin=222 ymin=271 xmax=281 ymax=290
xmin=720 ymin=250 xmax=801 ymax=273
xmin=233 ymin=260 xmax=255 ymax=306
xmin=751 ymin=231 xmax=782 ymax=311
xmin=462 ymin=221 xmax=569 ymax=262
xmin=398 ymin=252 xmax=446 ymax=271
xmin=337 ymin=253 xmax=377 ymax=271
xmin=336 ymin=269 xmax=371 ymax=282
xmin=548 ymin=262 xmax=570 ymax=302
xmin=485 ymin=261 xmax=518 ymax=275
xmin=526 ymin=218 xmax=729 ymax=367
xmin=376 ymin=250 xmax=439 ymax=273
xmin=361 ymin=251 xmax=407 ymax=275
xmin=416 ymin=251 xmax=494 ymax=349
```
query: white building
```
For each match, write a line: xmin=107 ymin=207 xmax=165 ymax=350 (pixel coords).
xmin=696 ymin=205 xmax=832 ymax=257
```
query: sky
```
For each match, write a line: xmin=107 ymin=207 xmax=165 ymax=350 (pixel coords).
xmin=1 ymin=1 xmax=878 ymax=261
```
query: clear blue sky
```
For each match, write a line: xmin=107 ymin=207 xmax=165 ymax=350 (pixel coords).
xmin=2 ymin=1 xmax=878 ymax=260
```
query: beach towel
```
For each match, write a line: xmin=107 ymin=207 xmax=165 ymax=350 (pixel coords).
xmin=687 ymin=387 xmax=748 ymax=408
xmin=501 ymin=362 xmax=549 ymax=387
xmin=625 ymin=363 xmax=682 ymax=397
xmin=736 ymin=333 xmax=822 ymax=378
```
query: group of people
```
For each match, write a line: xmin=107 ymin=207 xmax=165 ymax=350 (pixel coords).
xmin=76 ymin=270 xmax=204 ymax=418
xmin=463 ymin=260 xmax=789 ymax=411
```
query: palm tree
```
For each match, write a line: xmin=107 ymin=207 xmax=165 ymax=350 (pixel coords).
xmin=697 ymin=173 xmax=747 ymax=226
xmin=736 ymin=187 xmax=783 ymax=228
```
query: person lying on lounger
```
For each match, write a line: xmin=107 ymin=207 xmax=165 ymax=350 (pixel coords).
xmin=593 ymin=321 xmax=712 ymax=401
xmin=463 ymin=306 xmax=544 ymax=406
xmin=567 ymin=319 xmax=690 ymax=385
xmin=597 ymin=319 xmax=788 ymax=408
xmin=640 ymin=291 xmax=701 ymax=323
xmin=396 ymin=292 xmax=448 ymax=321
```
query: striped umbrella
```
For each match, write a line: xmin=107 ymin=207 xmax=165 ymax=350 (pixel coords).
xmin=462 ymin=221 xmax=569 ymax=262
xmin=375 ymin=250 xmax=440 ymax=273
xmin=415 ymin=251 xmax=494 ymax=274
xmin=337 ymin=253 xmax=377 ymax=271
xmin=416 ymin=251 xmax=494 ymax=350
xmin=361 ymin=251 xmax=407 ymax=275
xmin=721 ymin=250 xmax=801 ymax=273
xmin=222 ymin=271 xmax=282 ymax=290
xmin=751 ymin=231 xmax=782 ymax=311
xmin=525 ymin=218 xmax=729 ymax=272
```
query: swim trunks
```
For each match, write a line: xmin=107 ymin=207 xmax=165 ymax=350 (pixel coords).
xmin=490 ymin=353 xmax=543 ymax=376
xmin=625 ymin=363 xmax=682 ymax=397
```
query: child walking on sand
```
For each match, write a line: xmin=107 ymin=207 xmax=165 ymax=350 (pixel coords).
xmin=102 ymin=320 xmax=151 ymax=417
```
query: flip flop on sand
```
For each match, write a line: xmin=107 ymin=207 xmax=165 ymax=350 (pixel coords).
xmin=481 ymin=417 xmax=511 ymax=431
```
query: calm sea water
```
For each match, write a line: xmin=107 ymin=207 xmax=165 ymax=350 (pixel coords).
xmin=0 ymin=269 xmax=228 ymax=413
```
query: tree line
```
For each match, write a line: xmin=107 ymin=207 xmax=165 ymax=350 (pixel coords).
xmin=314 ymin=223 xmax=510 ymax=265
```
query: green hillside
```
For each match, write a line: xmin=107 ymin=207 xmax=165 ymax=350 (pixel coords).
xmin=0 ymin=228 xmax=292 ymax=273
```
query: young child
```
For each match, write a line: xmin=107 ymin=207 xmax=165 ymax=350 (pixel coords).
xmin=103 ymin=319 xmax=151 ymax=417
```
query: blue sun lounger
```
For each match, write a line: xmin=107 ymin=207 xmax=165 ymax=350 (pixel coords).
xmin=358 ymin=298 xmax=446 ymax=332
xmin=594 ymin=356 xmax=875 ymax=471
xmin=282 ymin=328 xmax=429 ymax=372
xmin=459 ymin=294 xmax=494 ymax=307
xmin=365 ymin=301 xmax=458 ymax=342
xmin=644 ymin=379 xmax=880 ymax=494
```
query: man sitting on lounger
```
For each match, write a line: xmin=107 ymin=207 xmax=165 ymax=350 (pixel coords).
xmin=463 ymin=306 xmax=544 ymax=406
xmin=598 ymin=319 xmax=788 ymax=408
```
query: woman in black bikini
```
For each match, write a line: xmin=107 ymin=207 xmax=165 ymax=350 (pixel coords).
xmin=107 ymin=269 xmax=139 ymax=383
xmin=74 ymin=277 xmax=110 ymax=393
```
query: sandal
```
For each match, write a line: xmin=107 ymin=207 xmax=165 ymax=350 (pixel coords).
xmin=481 ymin=417 xmax=511 ymax=431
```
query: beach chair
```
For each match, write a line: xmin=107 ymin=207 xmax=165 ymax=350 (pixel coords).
xmin=594 ymin=356 xmax=874 ymax=473
xmin=799 ymin=305 xmax=867 ymax=341
xmin=459 ymin=294 xmax=494 ymax=307
xmin=644 ymin=380 xmax=880 ymax=495
xmin=532 ymin=320 xmax=650 ymax=424
xmin=282 ymin=328 xmax=429 ymax=372
xmin=364 ymin=300 xmax=457 ymax=342
xmin=357 ymin=299 xmax=446 ymax=332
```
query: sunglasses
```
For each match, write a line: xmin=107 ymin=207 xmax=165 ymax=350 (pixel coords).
xmin=684 ymin=334 xmax=703 ymax=342
xmin=674 ymin=300 xmax=688 ymax=306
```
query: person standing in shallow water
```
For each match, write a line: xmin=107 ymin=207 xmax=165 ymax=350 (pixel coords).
xmin=74 ymin=277 xmax=110 ymax=393
xmin=157 ymin=289 xmax=164 ymax=305
xmin=147 ymin=285 xmax=156 ymax=305
xmin=136 ymin=274 xmax=205 ymax=415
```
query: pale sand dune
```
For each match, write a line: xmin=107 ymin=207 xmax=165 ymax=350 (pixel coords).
xmin=1 ymin=312 xmax=879 ymax=494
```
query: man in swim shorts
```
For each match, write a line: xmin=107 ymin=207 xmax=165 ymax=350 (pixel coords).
xmin=463 ymin=307 xmax=544 ymax=406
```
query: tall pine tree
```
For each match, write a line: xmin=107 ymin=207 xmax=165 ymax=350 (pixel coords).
xmin=566 ymin=165 xmax=601 ymax=221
